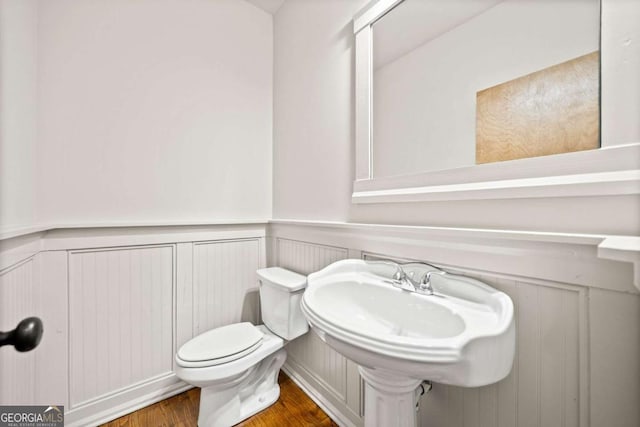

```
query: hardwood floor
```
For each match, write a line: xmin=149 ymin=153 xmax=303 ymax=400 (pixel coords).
xmin=101 ymin=372 xmax=339 ymax=427
xmin=101 ymin=388 xmax=200 ymax=427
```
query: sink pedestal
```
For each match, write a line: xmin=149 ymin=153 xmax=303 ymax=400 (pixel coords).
xmin=359 ymin=367 xmax=423 ymax=427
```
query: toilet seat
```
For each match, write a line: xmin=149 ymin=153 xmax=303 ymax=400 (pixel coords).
xmin=177 ymin=322 xmax=264 ymax=368
xmin=175 ymin=325 xmax=285 ymax=386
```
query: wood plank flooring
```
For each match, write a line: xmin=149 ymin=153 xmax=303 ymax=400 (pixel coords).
xmin=101 ymin=372 xmax=339 ymax=427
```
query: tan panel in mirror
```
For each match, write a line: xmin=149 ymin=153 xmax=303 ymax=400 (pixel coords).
xmin=476 ymin=51 xmax=600 ymax=164
xmin=371 ymin=0 xmax=601 ymax=179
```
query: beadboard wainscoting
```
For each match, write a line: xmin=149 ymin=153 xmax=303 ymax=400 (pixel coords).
xmin=192 ymin=239 xmax=262 ymax=336
xmin=68 ymin=245 xmax=176 ymax=419
xmin=0 ymin=224 xmax=267 ymax=426
xmin=0 ymin=247 xmax=67 ymax=408
xmin=0 ymin=257 xmax=38 ymax=403
xmin=1 ymin=221 xmax=638 ymax=427
xmin=269 ymin=221 xmax=640 ymax=427
xmin=274 ymin=238 xmax=364 ymax=426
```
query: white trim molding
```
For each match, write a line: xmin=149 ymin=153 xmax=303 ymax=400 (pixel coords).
xmin=598 ymin=236 xmax=640 ymax=290
xmin=0 ymin=219 xmax=270 ymax=242
xmin=353 ymin=0 xmax=403 ymax=34
xmin=270 ymin=219 xmax=640 ymax=293
xmin=353 ymin=168 xmax=640 ymax=203
xmin=3 ymin=220 xmax=639 ymax=292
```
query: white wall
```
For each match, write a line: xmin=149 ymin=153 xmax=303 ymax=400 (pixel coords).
xmin=0 ymin=0 xmax=38 ymax=231
xmin=373 ymin=0 xmax=600 ymax=177
xmin=272 ymin=0 xmax=640 ymax=236
xmin=273 ymin=0 xmax=365 ymax=222
xmin=34 ymin=0 xmax=273 ymax=226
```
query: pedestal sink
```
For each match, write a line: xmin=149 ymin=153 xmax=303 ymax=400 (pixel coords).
xmin=300 ymin=259 xmax=515 ymax=427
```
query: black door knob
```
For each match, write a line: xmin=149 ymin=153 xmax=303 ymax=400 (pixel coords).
xmin=0 ymin=317 xmax=44 ymax=352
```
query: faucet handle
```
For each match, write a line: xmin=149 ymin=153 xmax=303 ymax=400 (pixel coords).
xmin=419 ymin=270 xmax=447 ymax=295
xmin=392 ymin=267 xmax=406 ymax=282
xmin=417 ymin=281 xmax=433 ymax=295
xmin=422 ymin=269 xmax=446 ymax=283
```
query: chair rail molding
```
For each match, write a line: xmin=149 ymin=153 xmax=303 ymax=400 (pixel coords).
xmin=3 ymin=221 xmax=638 ymax=292
xmin=0 ymin=219 xmax=270 ymax=242
xmin=598 ymin=236 xmax=640 ymax=290
xmin=269 ymin=220 xmax=640 ymax=293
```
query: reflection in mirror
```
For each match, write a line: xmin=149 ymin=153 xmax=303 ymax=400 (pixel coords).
xmin=372 ymin=0 xmax=601 ymax=179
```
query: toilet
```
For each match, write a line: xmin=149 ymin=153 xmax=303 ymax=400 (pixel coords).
xmin=174 ymin=267 xmax=309 ymax=427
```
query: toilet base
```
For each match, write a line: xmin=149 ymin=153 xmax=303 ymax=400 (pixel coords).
xmin=197 ymin=348 xmax=287 ymax=427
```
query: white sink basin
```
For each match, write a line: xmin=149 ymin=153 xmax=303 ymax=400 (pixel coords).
xmin=301 ymin=259 xmax=515 ymax=388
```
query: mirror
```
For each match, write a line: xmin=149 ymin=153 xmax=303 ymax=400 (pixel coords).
xmin=371 ymin=0 xmax=601 ymax=179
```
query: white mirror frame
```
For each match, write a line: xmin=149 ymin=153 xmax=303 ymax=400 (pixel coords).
xmin=352 ymin=0 xmax=640 ymax=204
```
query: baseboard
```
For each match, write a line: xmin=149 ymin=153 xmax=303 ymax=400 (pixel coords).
xmin=65 ymin=375 xmax=192 ymax=427
xmin=282 ymin=364 xmax=361 ymax=427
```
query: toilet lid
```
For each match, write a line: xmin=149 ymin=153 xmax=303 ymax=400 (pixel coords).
xmin=177 ymin=322 xmax=264 ymax=363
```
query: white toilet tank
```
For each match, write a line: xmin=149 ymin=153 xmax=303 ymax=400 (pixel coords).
xmin=257 ymin=267 xmax=309 ymax=340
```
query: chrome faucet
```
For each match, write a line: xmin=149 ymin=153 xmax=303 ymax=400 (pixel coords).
xmin=391 ymin=265 xmax=421 ymax=291
xmin=366 ymin=260 xmax=445 ymax=296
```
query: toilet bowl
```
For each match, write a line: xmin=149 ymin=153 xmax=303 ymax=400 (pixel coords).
xmin=174 ymin=267 xmax=308 ymax=427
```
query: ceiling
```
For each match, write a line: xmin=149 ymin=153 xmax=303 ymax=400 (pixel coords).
xmin=245 ymin=0 xmax=286 ymax=15
xmin=373 ymin=0 xmax=503 ymax=70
